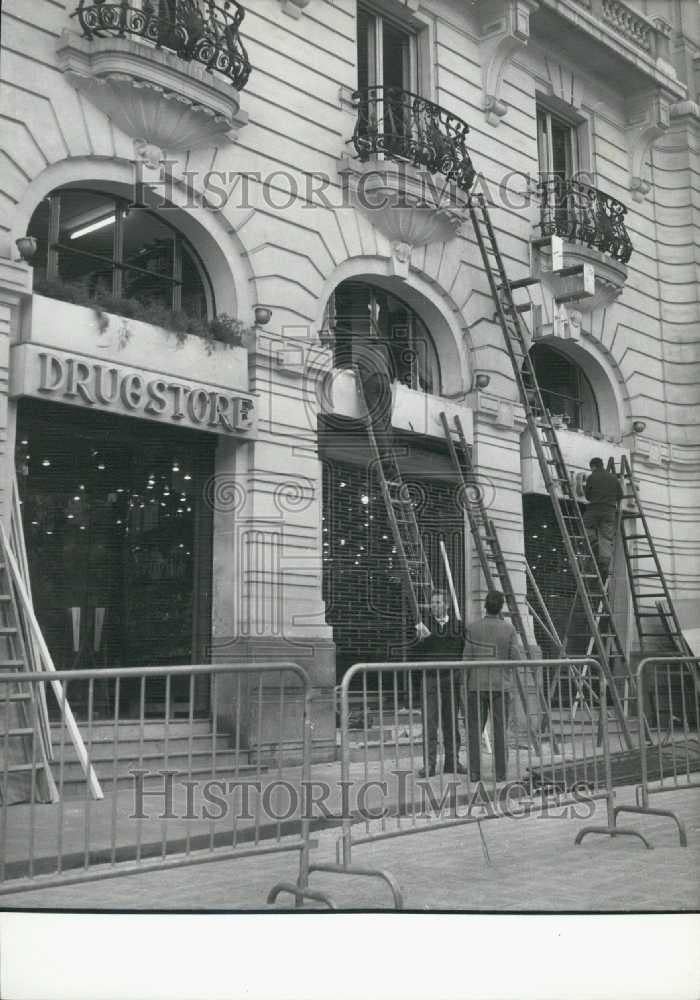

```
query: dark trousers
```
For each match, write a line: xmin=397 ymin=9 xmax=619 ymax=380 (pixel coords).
xmin=422 ymin=670 xmax=463 ymax=769
xmin=583 ymin=505 xmax=616 ymax=567
xmin=466 ymin=691 xmax=509 ymax=782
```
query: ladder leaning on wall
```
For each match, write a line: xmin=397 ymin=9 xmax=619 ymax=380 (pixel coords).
xmin=614 ymin=455 xmax=700 ymax=709
xmin=468 ymin=192 xmax=637 ymax=750
xmin=439 ymin=411 xmax=555 ymax=751
xmin=355 ymin=373 xmax=435 ymax=627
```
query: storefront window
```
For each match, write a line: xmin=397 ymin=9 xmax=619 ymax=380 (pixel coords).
xmin=530 ymin=344 xmax=599 ymax=433
xmin=326 ymin=281 xmax=441 ymax=394
xmin=28 ymin=187 xmax=211 ymax=320
xmin=15 ymin=400 xmax=214 ymax=718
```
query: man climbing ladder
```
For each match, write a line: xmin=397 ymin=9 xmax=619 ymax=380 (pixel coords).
xmin=583 ymin=457 xmax=623 ymax=577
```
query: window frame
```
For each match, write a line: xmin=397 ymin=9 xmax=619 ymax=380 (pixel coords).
xmin=530 ymin=343 xmax=600 ymax=434
xmin=358 ymin=3 xmax=419 ymax=93
xmin=36 ymin=187 xmax=215 ymax=319
xmin=327 ymin=280 xmax=442 ymax=397
xmin=537 ymin=106 xmax=578 ymax=180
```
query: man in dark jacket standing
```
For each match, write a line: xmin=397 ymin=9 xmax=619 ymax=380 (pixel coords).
xmin=583 ymin=457 xmax=622 ymax=574
xmin=463 ymin=591 xmax=523 ymax=783
xmin=414 ymin=589 xmax=465 ymax=777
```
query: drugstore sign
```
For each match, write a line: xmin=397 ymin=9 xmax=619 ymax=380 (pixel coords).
xmin=10 ymin=345 xmax=255 ymax=437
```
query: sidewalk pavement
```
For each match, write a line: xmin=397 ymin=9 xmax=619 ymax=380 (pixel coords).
xmin=1 ymin=785 xmax=698 ymax=911
xmin=0 ymin=748 xmax=569 ymax=870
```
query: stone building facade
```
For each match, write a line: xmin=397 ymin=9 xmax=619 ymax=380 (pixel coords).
xmin=1 ymin=0 xmax=698 ymax=758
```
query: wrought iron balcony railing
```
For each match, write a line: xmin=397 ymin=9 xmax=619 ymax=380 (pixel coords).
xmin=75 ymin=0 xmax=251 ymax=90
xmin=537 ymin=176 xmax=633 ymax=264
xmin=351 ymin=86 xmax=476 ymax=194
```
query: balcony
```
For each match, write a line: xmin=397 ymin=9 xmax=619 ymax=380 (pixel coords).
xmin=537 ymin=177 xmax=633 ymax=264
xmin=351 ymin=86 xmax=476 ymax=194
xmin=534 ymin=0 xmax=682 ymax=95
xmin=339 ymin=87 xmax=475 ymax=256
xmin=532 ymin=176 xmax=632 ymax=313
xmin=59 ymin=1 xmax=250 ymax=158
xmin=75 ymin=0 xmax=251 ymax=89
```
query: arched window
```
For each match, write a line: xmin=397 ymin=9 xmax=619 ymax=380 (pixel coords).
xmin=28 ymin=187 xmax=213 ymax=321
xmin=530 ymin=344 xmax=599 ymax=433
xmin=326 ymin=281 xmax=441 ymax=395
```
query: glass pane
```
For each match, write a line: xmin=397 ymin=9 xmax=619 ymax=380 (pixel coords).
xmin=382 ymin=22 xmax=409 ymax=92
xmin=52 ymin=190 xmax=117 ymax=295
xmin=536 ymin=110 xmax=549 ymax=176
xmin=357 ymin=7 xmax=371 ymax=91
xmin=530 ymin=345 xmax=599 ymax=432
xmin=121 ymin=208 xmax=176 ymax=309
xmin=331 ymin=281 xmax=440 ymax=394
xmin=181 ymin=244 xmax=208 ymax=319
xmin=551 ymin=119 xmax=573 ymax=178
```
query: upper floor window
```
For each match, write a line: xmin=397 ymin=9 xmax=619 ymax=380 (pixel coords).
xmin=28 ymin=187 xmax=212 ymax=320
xmin=358 ymin=5 xmax=417 ymax=94
xmin=537 ymin=107 xmax=578 ymax=182
xmin=327 ymin=281 xmax=440 ymax=395
xmin=530 ymin=344 xmax=599 ymax=434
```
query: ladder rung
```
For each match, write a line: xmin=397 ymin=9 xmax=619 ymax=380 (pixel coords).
xmin=0 ymin=661 xmax=24 ymax=669
xmin=498 ymin=276 xmax=540 ymax=290
xmin=2 ymin=728 xmax=35 ymax=738
xmin=0 ymin=628 xmax=18 ymax=635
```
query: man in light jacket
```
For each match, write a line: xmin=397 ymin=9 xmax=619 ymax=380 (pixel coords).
xmin=463 ymin=590 xmax=523 ymax=782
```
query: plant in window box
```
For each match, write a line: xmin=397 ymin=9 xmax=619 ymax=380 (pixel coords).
xmin=204 ymin=314 xmax=249 ymax=350
xmin=33 ymin=275 xmax=251 ymax=350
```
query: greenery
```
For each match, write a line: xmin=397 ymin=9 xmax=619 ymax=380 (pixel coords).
xmin=33 ymin=276 xmax=250 ymax=350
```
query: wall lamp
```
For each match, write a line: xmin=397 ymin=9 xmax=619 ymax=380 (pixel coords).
xmin=15 ymin=236 xmax=38 ymax=264
xmin=254 ymin=306 xmax=273 ymax=326
xmin=632 ymin=420 xmax=646 ymax=434
xmin=475 ymin=373 xmax=491 ymax=389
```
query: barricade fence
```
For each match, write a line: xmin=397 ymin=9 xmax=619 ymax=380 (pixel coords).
xmin=4 ymin=655 xmax=694 ymax=907
xmin=611 ymin=655 xmax=700 ymax=847
xmin=0 ymin=661 xmax=340 ymax=907
xmin=336 ymin=658 xmax=651 ymax=866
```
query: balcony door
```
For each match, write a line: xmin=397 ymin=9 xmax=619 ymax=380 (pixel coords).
xmin=537 ymin=107 xmax=580 ymax=237
xmin=357 ymin=6 xmax=417 ymax=159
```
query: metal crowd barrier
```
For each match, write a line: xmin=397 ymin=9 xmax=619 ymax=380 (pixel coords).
xmin=335 ymin=658 xmax=650 ymax=874
xmin=610 ymin=655 xmax=700 ymax=847
xmin=0 ymin=661 xmax=336 ymax=907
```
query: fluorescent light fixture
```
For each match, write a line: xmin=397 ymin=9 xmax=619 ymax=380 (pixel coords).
xmin=69 ymin=215 xmax=116 ymax=240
